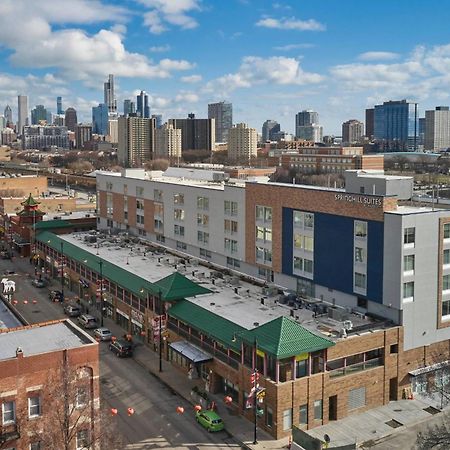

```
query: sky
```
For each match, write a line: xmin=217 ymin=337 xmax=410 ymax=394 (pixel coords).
xmin=1 ymin=0 xmax=450 ymax=135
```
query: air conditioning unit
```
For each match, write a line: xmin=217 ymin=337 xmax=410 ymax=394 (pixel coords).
xmin=343 ymin=320 xmax=353 ymax=331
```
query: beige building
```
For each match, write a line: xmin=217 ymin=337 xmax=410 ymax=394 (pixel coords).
xmin=107 ymin=117 xmax=118 ymax=144
xmin=118 ymin=116 xmax=156 ymax=166
xmin=425 ymin=106 xmax=450 ymax=151
xmin=342 ymin=119 xmax=364 ymax=144
xmin=227 ymin=123 xmax=257 ymax=162
xmin=0 ymin=145 xmax=11 ymax=161
xmin=154 ymin=123 xmax=182 ymax=160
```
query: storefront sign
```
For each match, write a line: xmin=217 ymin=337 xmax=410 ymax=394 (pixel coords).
xmin=116 ymin=309 xmax=130 ymax=320
xmin=334 ymin=193 xmax=382 ymax=208
xmin=295 ymin=353 xmax=308 ymax=362
xmin=131 ymin=309 xmax=144 ymax=325
xmin=256 ymin=348 xmax=265 ymax=358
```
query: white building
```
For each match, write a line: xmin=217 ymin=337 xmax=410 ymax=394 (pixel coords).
xmin=425 ymin=106 xmax=450 ymax=151
xmin=154 ymin=123 xmax=181 ymax=160
xmin=227 ymin=123 xmax=257 ymax=162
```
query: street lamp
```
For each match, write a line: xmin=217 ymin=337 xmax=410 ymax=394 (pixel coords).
xmin=98 ymin=259 xmax=104 ymax=327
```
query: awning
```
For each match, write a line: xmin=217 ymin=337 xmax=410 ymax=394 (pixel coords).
xmin=169 ymin=340 xmax=213 ymax=363
xmin=409 ymin=360 xmax=450 ymax=377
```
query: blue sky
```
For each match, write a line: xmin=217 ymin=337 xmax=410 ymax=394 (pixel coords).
xmin=1 ymin=0 xmax=450 ymax=134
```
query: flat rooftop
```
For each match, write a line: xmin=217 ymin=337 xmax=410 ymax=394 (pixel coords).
xmin=0 ymin=320 xmax=95 ymax=360
xmin=0 ymin=299 xmax=22 ymax=329
xmin=60 ymin=231 xmax=391 ymax=341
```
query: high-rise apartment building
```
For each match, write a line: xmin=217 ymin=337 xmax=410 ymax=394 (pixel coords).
xmin=168 ymin=114 xmax=215 ymax=153
xmin=418 ymin=117 xmax=426 ymax=147
xmin=295 ymin=110 xmax=322 ymax=143
xmin=342 ymin=119 xmax=364 ymax=144
xmin=262 ymin=120 xmax=281 ymax=141
xmin=154 ymin=123 xmax=182 ymax=159
xmin=92 ymin=104 xmax=109 ymax=135
xmin=4 ymin=104 xmax=12 ymax=126
xmin=365 ymin=108 xmax=375 ymax=139
xmin=17 ymin=94 xmax=28 ymax=136
xmin=374 ymin=100 xmax=418 ymax=151
xmin=108 ymin=117 xmax=118 ymax=144
xmin=56 ymin=96 xmax=63 ymax=115
xmin=424 ymin=106 xmax=450 ymax=151
xmin=137 ymin=91 xmax=150 ymax=118
xmin=123 ymin=99 xmax=136 ymax=116
xmin=64 ymin=107 xmax=78 ymax=132
xmin=118 ymin=116 xmax=156 ymax=166
xmin=104 ymin=74 xmax=117 ymax=113
xmin=208 ymin=101 xmax=233 ymax=142
xmin=227 ymin=123 xmax=257 ymax=161
xmin=22 ymin=125 xmax=69 ymax=150
xmin=75 ymin=124 xmax=93 ymax=149
xmin=31 ymin=105 xmax=48 ymax=125
xmin=152 ymin=114 xmax=163 ymax=129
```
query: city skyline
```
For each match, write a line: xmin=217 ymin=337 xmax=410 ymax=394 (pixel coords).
xmin=0 ymin=1 xmax=450 ymax=134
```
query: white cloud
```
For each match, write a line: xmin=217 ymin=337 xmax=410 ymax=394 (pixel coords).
xmin=138 ymin=0 xmax=201 ymax=34
xmin=273 ymin=43 xmax=315 ymax=51
xmin=205 ymin=56 xmax=324 ymax=95
xmin=175 ymin=91 xmax=199 ymax=103
xmin=358 ymin=51 xmax=400 ymax=61
xmin=256 ymin=16 xmax=326 ymax=32
xmin=149 ymin=44 xmax=171 ymax=52
xmin=181 ymin=74 xmax=202 ymax=83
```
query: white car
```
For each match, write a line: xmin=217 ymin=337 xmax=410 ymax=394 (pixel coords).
xmin=93 ymin=327 xmax=112 ymax=341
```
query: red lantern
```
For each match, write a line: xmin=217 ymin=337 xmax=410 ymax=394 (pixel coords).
xmin=176 ymin=406 xmax=184 ymax=414
xmin=224 ymin=396 xmax=233 ymax=404
xmin=140 ymin=331 xmax=146 ymax=336
xmin=111 ymin=336 xmax=117 ymax=342
xmin=12 ymin=300 xmax=18 ymax=305
xmin=23 ymin=300 xmax=28 ymax=304
xmin=127 ymin=407 xmax=135 ymax=416
xmin=110 ymin=408 xmax=118 ymax=416
xmin=32 ymin=300 xmax=37 ymax=304
xmin=194 ymin=405 xmax=202 ymax=412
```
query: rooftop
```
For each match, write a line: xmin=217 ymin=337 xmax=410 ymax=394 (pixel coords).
xmin=0 ymin=320 xmax=95 ymax=360
xmin=0 ymin=299 xmax=23 ymax=329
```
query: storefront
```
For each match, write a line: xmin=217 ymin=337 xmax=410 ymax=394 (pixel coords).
xmin=169 ymin=340 xmax=212 ymax=378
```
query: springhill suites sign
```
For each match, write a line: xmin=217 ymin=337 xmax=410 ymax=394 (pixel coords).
xmin=334 ymin=193 xmax=383 ymax=208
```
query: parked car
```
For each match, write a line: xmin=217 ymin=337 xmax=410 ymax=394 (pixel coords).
xmin=78 ymin=314 xmax=98 ymax=329
xmin=32 ymin=278 xmax=47 ymax=288
xmin=93 ymin=327 xmax=112 ymax=341
xmin=109 ymin=339 xmax=133 ymax=357
xmin=195 ymin=410 xmax=224 ymax=432
xmin=64 ymin=304 xmax=82 ymax=317
xmin=49 ymin=290 xmax=64 ymax=302
xmin=3 ymin=269 xmax=16 ymax=276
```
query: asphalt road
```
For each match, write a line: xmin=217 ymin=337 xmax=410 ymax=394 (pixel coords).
xmin=1 ymin=256 xmax=241 ymax=450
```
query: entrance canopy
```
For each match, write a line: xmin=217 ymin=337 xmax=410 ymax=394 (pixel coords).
xmin=409 ymin=360 xmax=450 ymax=377
xmin=169 ymin=340 xmax=213 ymax=363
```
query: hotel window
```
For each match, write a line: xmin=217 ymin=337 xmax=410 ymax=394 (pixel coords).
xmin=197 ymin=231 xmax=209 ymax=244
xmin=445 ymin=223 xmax=450 ymax=239
xmin=282 ymin=408 xmax=292 ymax=431
xmin=174 ymin=225 xmax=185 ymax=237
xmin=154 ymin=189 xmax=163 ymax=201
xmin=76 ymin=430 xmax=90 ymax=450
xmin=304 ymin=213 xmax=314 ymax=229
xmin=226 ymin=257 xmax=240 ymax=268
xmin=404 ymin=227 xmax=415 ymax=246
xmin=199 ymin=248 xmax=211 ymax=258
xmin=76 ymin=387 xmax=88 ymax=408
xmin=354 ymin=272 xmax=366 ymax=290
xmin=123 ymin=184 xmax=128 ymax=194
xmin=256 ymin=205 xmax=272 ymax=222
xmin=293 ymin=211 xmax=303 ymax=228
xmin=404 ymin=254 xmax=415 ymax=273
xmin=256 ymin=226 xmax=272 ymax=242
xmin=442 ymin=300 xmax=450 ymax=317
xmin=224 ymin=219 xmax=238 ymax=234
xmin=136 ymin=199 xmax=144 ymax=210
xmin=174 ymin=208 xmax=185 ymax=221
xmin=106 ymin=181 xmax=113 ymax=190
xmin=355 ymin=221 xmax=367 ymax=238
xmin=224 ymin=238 xmax=238 ymax=253
xmin=443 ymin=274 xmax=450 ymax=292
xmin=154 ymin=203 xmax=163 ymax=217
xmin=403 ymin=281 xmax=414 ymax=301
xmin=355 ymin=247 xmax=366 ymax=263
xmin=256 ymin=247 xmax=272 ymax=263
xmin=294 ymin=234 xmax=314 ymax=251
xmin=2 ymin=400 xmax=15 ymax=424
xmin=445 ymin=249 xmax=450 ymax=266
xmin=174 ymin=193 xmax=184 ymax=205
xmin=293 ymin=256 xmax=313 ymax=274
xmin=136 ymin=186 xmax=144 ymax=197
xmin=299 ymin=404 xmax=308 ymax=425
xmin=176 ymin=241 xmax=187 ymax=250
xmin=197 ymin=213 xmax=209 ymax=227
xmin=224 ymin=200 xmax=238 ymax=216
xmin=197 ymin=196 xmax=209 ymax=210
xmin=313 ymin=399 xmax=323 ymax=420
xmin=28 ymin=396 xmax=41 ymax=418
xmin=154 ymin=219 xmax=163 ymax=231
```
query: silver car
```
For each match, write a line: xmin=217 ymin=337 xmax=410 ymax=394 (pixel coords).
xmin=93 ymin=327 xmax=112 ymax=341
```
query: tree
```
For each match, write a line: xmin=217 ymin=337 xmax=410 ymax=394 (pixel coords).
xmin=24 ymin=365 xmax=123 ymax=450
xmin=416 ymin=412 xmax=450 ymax=449
xmin=67 ymin=160 xmax=95 ymax=174
xmin=144 ymin=158 xmax=169 ymax=171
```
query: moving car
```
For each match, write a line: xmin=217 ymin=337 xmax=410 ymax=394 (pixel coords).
xmin=49 ymin=290 xmax=64 ymax=302
xmin=31 ymin=278 xmax=47 ymax=288
xmin=93 ymin=327 xmax=112 ymax=341
xmin=64 ymin=304 xmax=82 ymax=317
xmin=195 ymin=410 xmax=224 ymax=432
xmin=109 ymin=339 xmax=133 ymax=357
xmin=78 ymin=314 xmax=98 ymax=329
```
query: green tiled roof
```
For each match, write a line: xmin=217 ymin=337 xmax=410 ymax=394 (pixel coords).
xmin=22 ymin=193 xmax=40 ymax=206
xmin=34 ymin=220 xmax=73 ymax=230
xmin=240 ymin=317 xmax=334 ymax=359
xmin=168 ymin=300 xmax=245 ymax=351
xmin=36 ymin=231 xmax=209 ymax=301
xmin=154 ymin=272 xmax=211 ymax=301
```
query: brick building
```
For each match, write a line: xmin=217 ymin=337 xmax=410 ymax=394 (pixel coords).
xmin=0 ymin=319 xmax=99 ymax=449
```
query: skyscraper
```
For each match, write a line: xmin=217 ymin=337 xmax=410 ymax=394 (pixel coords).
xmin=75 ymin=124 xmax=93 ymax=149
xmin=208 ymin=101 xmax=233 ymax=142
xmin=154 ymin=123 xmax=182 ymax=159
xmin=57 ymin=96 xmax=63 ymax=115
xmin=104 ymin=74 xmax=117 ymax=113
xmin=136 ymin=91 xmax=150 ymax=118
xmin=151 ymin=114 xmax=163 ymax=128
xmin=17 ymin=95 xmax=28 ymax=136
xmin=227 ymin=123 xmax=257 ymax=162
xmin=168 ymin=114 xmax=215 ymax=153
xmin=365 ymin=108 xmax=375 ymax=139
xmin=374 ymin=100 xmax=418 ymax=151
xmin=92 ymin=104 xmax=109 ymax=135
xmin=31 ymin=105 xmax=48 ymax=125
xmin=424 ymin=106 xmax=450 ymax=151
xmin=65 ymin=107 xmax=78 ymax=132
xmin=295 ymin=110 xmax=322 ymax=142
xmin=342 ymin=119 xmax=364 ymax=144
xmin=262 ymin=120 xmax=280 ymax=141
xmin=123 ymin=99 xmax=136 ymax=116
xmin=4 ymin=105 xmax=12 ymax=126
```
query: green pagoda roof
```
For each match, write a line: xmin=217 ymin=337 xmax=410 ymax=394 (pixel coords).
xmin=21 ymin=193 xmax=40 ymax=207
xmin=153 ymin=272 xmax=211 ymax=301
xmin=34 ymin=220 xmax=73 ymax=231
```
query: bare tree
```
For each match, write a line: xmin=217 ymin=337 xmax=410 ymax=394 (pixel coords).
xmin=416 ymin=413 xmax=450 ymax=449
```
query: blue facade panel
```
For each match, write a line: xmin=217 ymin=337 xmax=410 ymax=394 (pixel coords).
xmin=281 ymin=208 xmax=384 ymax=303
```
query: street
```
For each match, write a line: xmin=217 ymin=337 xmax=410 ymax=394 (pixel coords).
xmin=1 ymin=255 xmax=241 ymax=449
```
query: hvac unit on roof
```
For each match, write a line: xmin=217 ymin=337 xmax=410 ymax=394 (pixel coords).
xmin=343 ymin=320 xmax=353 ymax=330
